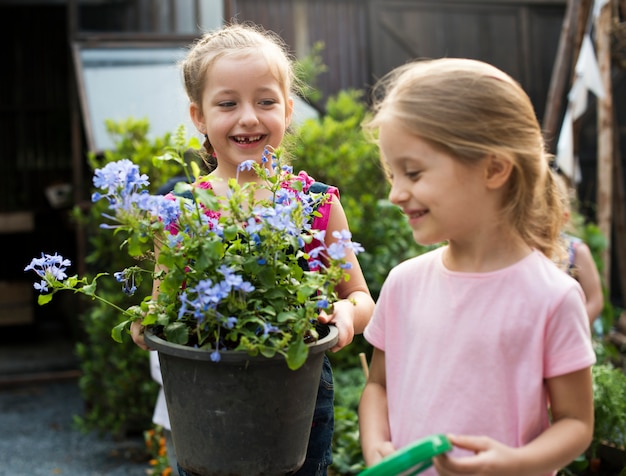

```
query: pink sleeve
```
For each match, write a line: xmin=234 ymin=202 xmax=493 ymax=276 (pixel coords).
xmin=544 ymin=285 xmax=596 ymax=378
xmin=310 ymin=186 xmax=339 ymax=234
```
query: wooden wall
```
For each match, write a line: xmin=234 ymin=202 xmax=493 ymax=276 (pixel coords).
xmin=226 ymin=0 xmax=567 ymax=119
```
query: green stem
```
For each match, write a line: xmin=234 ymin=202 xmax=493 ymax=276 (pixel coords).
xmin=58 ymin=283 xmax=134 ymax=318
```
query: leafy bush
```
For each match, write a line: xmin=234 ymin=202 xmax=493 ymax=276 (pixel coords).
xmin=73 ymin=118 xmax=197 ymax=437
xmin=332 ymin=367 xmax=368 ymax=475
xmin=591 ymin=363 xmax=626 ymax=457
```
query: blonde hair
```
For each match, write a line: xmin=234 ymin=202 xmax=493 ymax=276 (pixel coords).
xmin=364 ymin=58 xmax=566 ymax=261
xmin=181 ymin=22 xmax=296 ymax=161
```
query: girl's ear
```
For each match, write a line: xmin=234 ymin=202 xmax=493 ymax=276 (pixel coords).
xmin=484 ymin=154 xmax=513 ymax=190
xmin=285 ymin=97 xmax=294 ymax=128
xmin=189 ymin=103 xmax=206 ymax=134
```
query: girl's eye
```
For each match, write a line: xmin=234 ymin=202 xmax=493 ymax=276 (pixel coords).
xmin=259 ymin=99 xmax=278 ymax=106
xmin=406 ymin=171 xmax=421 ymax=180
xmin=218 ymin=101 xmax=236 ymax=108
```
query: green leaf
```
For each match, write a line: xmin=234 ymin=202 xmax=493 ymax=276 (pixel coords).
xmin=82 ymin=281 xmax=97 ymax=296
xmin=286 ymin=338 xmax=308 ymax=370
xmin=277 ymin=311 xmax=296 ymax=323
xmin=111 ymin=319 xmax=130 ymax=343
xmin=223 ymin=225 xmax=239 ymax=241
xmin=190 ymin=158 xmax=201 ymax=179
xmin=127 ymin=233 xmax=145 ymax=257
xmin=38 ymin=293 xmax=53 ymax=305
xmin=164 ymin=322 xmax=189 ymax=345
xmin=297 ymin=286 xmax=316 ymax=303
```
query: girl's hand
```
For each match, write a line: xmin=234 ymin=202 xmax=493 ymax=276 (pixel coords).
xmin=433 ymin=435 xmax=521 ymax=476
xmin=317 ymin=298 xmax=356 ymax=352
xmin=363 ymin=440 xmax=397 ymax=468
xmin=130 ymin=320 xmax=149 ymax=350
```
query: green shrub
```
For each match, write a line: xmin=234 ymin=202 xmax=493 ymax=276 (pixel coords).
xmin=73 ymin=118 xmax=198 ymax=437
xmin=332 ymin=367 xmax=368 ymax=475
xmin=591 ymin=363 xmax=626 ymax=457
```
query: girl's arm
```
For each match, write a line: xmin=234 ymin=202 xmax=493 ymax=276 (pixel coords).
xmin=318 ymin=195 xmax=375 ymax=351
xmin=434 ymin=367 xmax=594 ymax=476
xmin=574 ymin=242 xmax=604 ymax=325
xmin=359 ymin=348 xmax=396 ymax=466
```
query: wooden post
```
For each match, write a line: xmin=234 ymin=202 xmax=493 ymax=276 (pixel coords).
xmin=542 ymin=0 xmax=582 ymax=151
xmin=613 ymin=127 xmax=626 ymax=303
xmin=595 ymin=1 xmax=614 ymax=291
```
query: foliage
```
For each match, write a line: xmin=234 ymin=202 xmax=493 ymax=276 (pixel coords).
xmin=26 ymin=134 xmax=363 ymax=371
xmin=331 ymin=366 xmax=368 ymax=475
xmin=71 ymin=118 xmax=186 ymax=436
xmin=568 ymin=203 xmax=623 ymax=338
xmin=91 ymin=118 xmax=188 ymax=188
xmin=576 ymin=217 xmax=617 ymax=335
xmin=590 ymin=363 xmax=626 ymax=457
xmin=561 ymin=361 xmax=626 ymax=475
xmin=293 ymin=41 xmax=327 ymax=105
xmin=72 ymin=303 xmax=158 ymax=437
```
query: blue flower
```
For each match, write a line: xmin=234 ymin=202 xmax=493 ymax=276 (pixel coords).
xmin=92 ymin=159 xmax=149 ymax=208
xmin=238 ymin=160 xmax=255 ymax=172
xmin=317 ymin=298 xmax=330 ymax=309
xmin=136 ymin=194 xmax=181 ymax=227
xmin=24 ymin=253 xmax=71 ymax=284
xmin=114 ymin=270 xmax=137 ymax=296
xmin=327 ymin=242 xmax=347 ymax=260
xmin=34 ymin=280 xmax=49 ymax=292
xmin=261 ymin=322 xmax=280 ymax=336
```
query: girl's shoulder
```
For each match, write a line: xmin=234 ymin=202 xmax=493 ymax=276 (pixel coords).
xmin=389 ymin=247 xmax=444 ymax=276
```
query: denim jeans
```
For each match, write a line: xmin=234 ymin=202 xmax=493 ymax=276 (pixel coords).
xmin=177 ymin=355 xmax=335 ymax=476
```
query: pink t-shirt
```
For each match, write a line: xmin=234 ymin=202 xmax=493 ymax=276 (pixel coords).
xmin=364 ymin=247 xmax=595 ymax=476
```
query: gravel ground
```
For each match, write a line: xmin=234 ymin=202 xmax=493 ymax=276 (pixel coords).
xmin=0 ymin=315 xmax=153 ymax=476
xmin=0 ymin=378 xmax=151 ymax=476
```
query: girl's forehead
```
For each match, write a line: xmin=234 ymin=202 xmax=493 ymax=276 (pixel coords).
xmin=212 ymin=52 xmax=268 ymax=72
xmin=208 ymin=54 xmax=283 ymax=87
xmin=207 ymin=57 xmax=278 ymax=88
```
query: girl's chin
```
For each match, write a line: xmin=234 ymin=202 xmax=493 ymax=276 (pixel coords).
xmin=411 ymin=231 xmax=441 ymax=247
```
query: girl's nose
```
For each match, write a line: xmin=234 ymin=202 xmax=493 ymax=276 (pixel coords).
xmin=388 ymin=181 xmax=409 ymax=205
xmin=238 ymin=104 xmax=260 ymax=127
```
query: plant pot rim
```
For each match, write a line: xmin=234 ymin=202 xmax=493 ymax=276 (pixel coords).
xmin=144 ymin=324 xmax=339 ymax=362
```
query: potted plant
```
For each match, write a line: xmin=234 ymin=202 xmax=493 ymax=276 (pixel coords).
xmin=24 ymin=134 xmax=363 ymax=475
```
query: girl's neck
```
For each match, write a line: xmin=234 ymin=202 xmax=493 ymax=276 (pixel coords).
xmin=443 ymin=231 xmax=532 ymax=273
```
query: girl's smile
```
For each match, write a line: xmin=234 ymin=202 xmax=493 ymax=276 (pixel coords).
xmin=404 ymin=207 xmax=428 ymax=227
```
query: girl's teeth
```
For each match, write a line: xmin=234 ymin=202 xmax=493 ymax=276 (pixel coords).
xmin=235 ymin=136 xmax=261 ymax=143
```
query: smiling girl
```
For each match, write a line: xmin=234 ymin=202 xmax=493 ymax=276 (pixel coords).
xmin=130 ymin=22 xmax=374 ymax=476
xmin=358 ymin=58 xmax=595 ymax=476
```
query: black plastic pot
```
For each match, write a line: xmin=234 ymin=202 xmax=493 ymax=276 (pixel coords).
xmin=144 ymin=325 xmax=338 ymax=476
